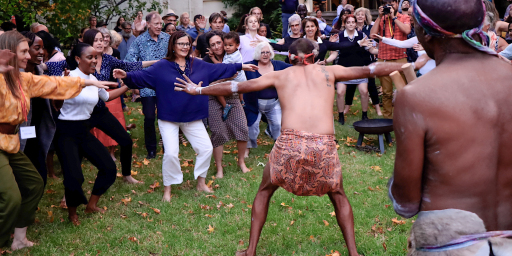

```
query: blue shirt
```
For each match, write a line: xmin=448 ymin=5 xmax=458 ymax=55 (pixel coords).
xmin=205 ymin=24 xmax=230 ymax=33
xmin=281 ymin=0 xmax=299 ymax=14
xmin=125 ymin=31 xmax=170 ymax=97
xmin=118 ymin=35 xmax=136 ymax=60
xmin=186 ymin=27 xmax=202 ymax=41
xmin=123 ymin=59 xmax=242 ymax=122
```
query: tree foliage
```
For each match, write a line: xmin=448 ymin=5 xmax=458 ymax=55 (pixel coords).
xmin=0 ymin=0 xmax=165 ymax=47
xmin=221 ymin=0 xmax=282 ymax=37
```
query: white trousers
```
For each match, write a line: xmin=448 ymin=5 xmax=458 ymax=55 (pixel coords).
xmin=158 ymin=119 xmax=213 ymax=186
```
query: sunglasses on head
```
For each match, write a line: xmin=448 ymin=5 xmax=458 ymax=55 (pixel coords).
xmin=343 ymin=10 xmax=352 ymax=14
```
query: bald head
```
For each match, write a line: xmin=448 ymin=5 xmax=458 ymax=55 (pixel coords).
xmin=416 ymin=0 xmax=484 ymax=35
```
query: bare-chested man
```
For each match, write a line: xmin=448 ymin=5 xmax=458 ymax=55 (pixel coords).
xmin=174 ymin=38 xmax=408 ymax=256
xmin=389 ymin=0 xmax=512 ymax=232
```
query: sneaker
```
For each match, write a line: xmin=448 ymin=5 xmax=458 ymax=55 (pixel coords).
xmin=222 ymin=104 xmax=233 ymax=121
xmin=147 ymin=151 xmax=156 ymax=159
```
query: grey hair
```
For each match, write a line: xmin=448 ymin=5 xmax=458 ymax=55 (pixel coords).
xmin=110 ymin=30 xmax=122 ymax=47
xmin=97 ymin=27 xmax=112 ymax=42
xmin=354 ymin=7 xmax=372 ymax=25
xmin=146 ymin=11 xmax=160 ymax=23
xmin=253 ymin=41 xmax=275 ymax=61
xmin=288 ymin=14 xmax=301 ymax=28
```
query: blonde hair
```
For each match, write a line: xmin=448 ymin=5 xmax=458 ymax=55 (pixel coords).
xmin=249 ymin=7 xmax=263 ymax=21
xmin=244 ymin=15 xmax=260 ymax=29
xmin=0 ymin=31 xmax=26 ymax=98
xmin=354 ymin=8 xmax=372 ymax=26
xmin=110 ymin=30 xmax=122 ymax=47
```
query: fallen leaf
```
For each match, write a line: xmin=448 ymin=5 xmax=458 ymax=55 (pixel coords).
xmin=238 ymin=240 xmax=244 ymax=245
xmin=392 ymin=218 xmax=406 ymax=225
xmin=116 ymin=172 xmax=123 ymax=177
xmin=204 ymin=214 xmax=213 ymax=218
xmin=149 ymin=181 xmax=160 ymax=189
xmin=143 ymin=158 xmax=150 ymax=165
xmin=150 ymin=208 xmax=161 ymax=214
xmin=323 ymin=220 xmax=329 ymax=226
xmin=207 ymin=225 xmax=214 ymax=233
xmin=121 ymin=197 xmax=132 ymax=205
xmin=206 ymin=180 xmax=214 ymax=188
xmin=330 ymin=211 xmax=336 ymax=217
xmin=131 ymin=171 xmax=138 ymax=176
xmin=128 ymin=236 xmax=138 ymax=243
xmin=382 ymin=242 xmax=387 ymax=251
xmin=181 ymin=162 xmax=189 ymax=167
xmin=205 ymin=194 xmax=217 ymax=198
xmin=247 ymin=204 xmax=252 ymax=209
xmin=226 ymin=203 xmax=234 ymax=209
xmin=368 ymin=186 xmax=374 ymax=191
xmin=385 ymin=204 xmax=391 ymax=208
xmin=371 ymin=166 xmax=382 ymax=172
xmin=46 ymin=189 xmax=56 ymax=194
xmin=290 ymin=220 xmax=295 ymax=225
xmin=120 ymin=214 xmax=128 ymax=219
xmin=222 ymin=151 xmax=231 ymax=154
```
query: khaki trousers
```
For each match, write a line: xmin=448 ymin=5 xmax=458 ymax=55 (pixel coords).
xmin=377 ymin=58 xmax=408 ymax=119
xmin=0 ymin=150 xmax=44 ymax=247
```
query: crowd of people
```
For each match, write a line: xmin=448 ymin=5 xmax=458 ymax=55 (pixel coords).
xmin=1 ymin=0 xmax=512 ymax=255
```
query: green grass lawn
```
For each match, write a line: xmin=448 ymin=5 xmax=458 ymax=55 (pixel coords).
xmin=4 ymin=94 xmax=414 ymax=256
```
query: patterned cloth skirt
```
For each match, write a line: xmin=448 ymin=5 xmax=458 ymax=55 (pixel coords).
xmin=269 ymin=129 xmax=342 ymax=196
xmin=208 ymin=95 xmax=249 ymax=148
xmin=91 ymin=97 xmax=126 ymax=147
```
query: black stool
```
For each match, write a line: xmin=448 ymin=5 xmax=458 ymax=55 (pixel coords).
xmin=353 ymin=119 xmax=394 ymax=154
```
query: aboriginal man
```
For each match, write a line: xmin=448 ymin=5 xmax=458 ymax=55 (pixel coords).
xmin=174 ymin=38 xmax=412 ymax=256
xmin=389 ymin=0 xmax=512 ymax=233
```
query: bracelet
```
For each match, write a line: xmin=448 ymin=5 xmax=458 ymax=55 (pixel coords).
xmin=196 ymin=87 xmax=203 ymax=95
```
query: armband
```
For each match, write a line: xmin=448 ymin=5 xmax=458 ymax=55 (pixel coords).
xmin=195 ymin=87 xmax=203 ymax=95
xmin=231 ymin=81 xmax=239 ymax=93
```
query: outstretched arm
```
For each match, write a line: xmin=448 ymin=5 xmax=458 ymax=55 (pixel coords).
xmin=327 ymin=62 xmax=406 ymax=82
xmin=174 ymin=72 xmax=277 ymax=96
xmin=389 ymin=86 xmax=426 ymax=218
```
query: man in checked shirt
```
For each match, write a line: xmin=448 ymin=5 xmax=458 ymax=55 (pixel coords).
xmin=371 ymin=0 xmax=411 ymax=119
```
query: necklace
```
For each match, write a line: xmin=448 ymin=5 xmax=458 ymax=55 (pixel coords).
xmin=175 ymin=60 xmax=190 ymax=78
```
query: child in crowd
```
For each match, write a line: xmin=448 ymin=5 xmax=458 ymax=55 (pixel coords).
xmin=217 ymin=32 xmax=246 ymax=121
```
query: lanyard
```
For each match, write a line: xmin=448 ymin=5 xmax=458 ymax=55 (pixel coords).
xmin=387 ymin=17 xmax=394 ymax=39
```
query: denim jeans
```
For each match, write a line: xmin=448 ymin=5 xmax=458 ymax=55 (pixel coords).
xmin=248 ymin=98 xmax=282 ymax=149
xmin=281 ymin=13 xmax=293 ymax=38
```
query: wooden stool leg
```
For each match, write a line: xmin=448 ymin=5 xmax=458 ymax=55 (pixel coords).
xmin=385 ymin=133 xmax=392 ymax=144
xmin=357 ymin=133 xmax=364 ymax=146
xmin=378 ymin=134 xmax=385 ymax=154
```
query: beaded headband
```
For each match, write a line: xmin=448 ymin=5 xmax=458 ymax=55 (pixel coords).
xmin=412 ymin=0 xmax=497 ymax=56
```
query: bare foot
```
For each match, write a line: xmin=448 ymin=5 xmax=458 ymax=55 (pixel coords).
xmin=60 ymin=198 xmax=67 ymax=209
xmin=235 ymin=249 xmax=248 ymax=256
xmin=239 ymin=163 xmax=251 ymax=173
xmin=197 ymin=183 xmax=214 ymax=193
xmin=162 ymin=186 xmax=172 ymax=202
xmin=11 ymin=238 xmax=35 ymax=251
xmin=84 ymin=205 xmax=106 ymax=214
xmin=68 ymin=215 xmax=80 ymax=226
xmin=123 ymin=175 xmax=142 ymax=184
xmin=216 ymin=168 xmax=224 ymax=179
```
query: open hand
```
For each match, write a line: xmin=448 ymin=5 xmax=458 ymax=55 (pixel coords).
xmin=315 ymin=60 xmax=326 ymax=65
xmin=0 ymin=49 xmax=15 ymax=74
xmin=64 ymin=68 xmax=70 ymax=77
xmin=174 ymin=74 xmax=203 ymax=95
xmin=242 ymin=64 xmax=258 ymax=72
xmin=197 ymin=16 xmax=206 ymax=29
xmin=89 ymin=80 xmax=118 ymax=89
xmin=371 ymin=34 xmax=383 ymax=40
xmin=329 ymin=34 xmax=339 ymax=42
xmin=113 ymin=69 xmax=127 ymax=79
xmin=413 ymin=44 xmax=424 ymax=52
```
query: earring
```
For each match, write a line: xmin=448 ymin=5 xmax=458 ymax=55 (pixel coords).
xmin=77 ymin=61 xmax=80 ymax=65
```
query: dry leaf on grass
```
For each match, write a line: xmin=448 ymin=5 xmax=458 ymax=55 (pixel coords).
xmin=121 ymin=197 xmax=132 ymax=205
xmin=323 ymin=220 xmax=329 ymax=226
xmin=392 ymin=218 xmax=406 ymax=225
xmin=150 ymin=208 xmax=161 ymax=214
xmin=206 ymin=180 xmax=214 ymax=188
xmin=143 ymin=158 xmax=150 ymax=165
xmin=116 ymin=173 xmax=123 ymax=177
xmin=207 ymin=225 xmax=214 ymax=233
xmin=329 ymin=211 xmax=336 ymax=217
xmin=371 ymin=166 xmax=382 ymax=172
xmin=128 ymin=236 xmax=138 ymax=243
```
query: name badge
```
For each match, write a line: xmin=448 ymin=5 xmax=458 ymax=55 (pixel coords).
xmin=20 ymin=126 xmax=36 ymax=139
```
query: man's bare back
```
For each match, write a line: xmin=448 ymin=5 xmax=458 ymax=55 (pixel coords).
xmin=271 ymin=64 xmax=338 ymax=135
xmin=391 ymin=54 xmax=512 ymax=231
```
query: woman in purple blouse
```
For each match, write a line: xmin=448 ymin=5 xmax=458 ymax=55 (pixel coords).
xmin=113 ymin=31 xmax=257 ymax=202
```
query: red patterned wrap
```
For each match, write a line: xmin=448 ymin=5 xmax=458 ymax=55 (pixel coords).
xmin=269 ymin=129 xmax=342 ymax=196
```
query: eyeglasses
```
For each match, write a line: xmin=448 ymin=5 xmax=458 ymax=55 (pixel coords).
xmin=261 ymin=51 xmax=271 ymax=55
xmin=170 ymin=19 xmax=177 ymax=22
xmin=177 ymin=42 xmax=191 ymax=48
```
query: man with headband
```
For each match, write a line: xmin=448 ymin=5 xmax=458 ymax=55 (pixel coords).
xmin=390 ymin=0 xmax=512 ymax=241
xmin=173 ymin=38 xmax=419 ymax=256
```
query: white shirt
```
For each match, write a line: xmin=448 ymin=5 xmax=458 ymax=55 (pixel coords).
xmin=59 ymin=69 xmax=109 ymax=121
xmin=336 ymin=5 xmax=346 ymax=17
xmin=222 ymin=50 xmax=247 ymax=82
xmin=239 ymin=33 xmax=269 ymax=63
